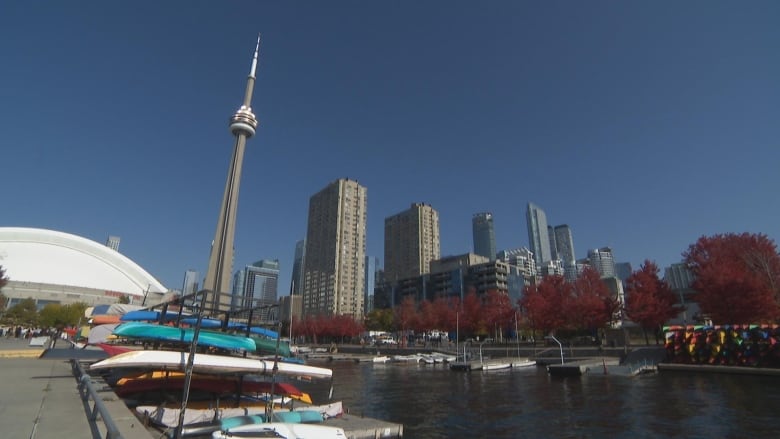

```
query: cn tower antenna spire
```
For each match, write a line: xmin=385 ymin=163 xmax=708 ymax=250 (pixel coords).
xmin=244 ymin=33 xmax=261 ymax=107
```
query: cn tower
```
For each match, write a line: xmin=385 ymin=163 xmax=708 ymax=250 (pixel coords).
xmin=202 ymin=35 xmax=261 ymax=316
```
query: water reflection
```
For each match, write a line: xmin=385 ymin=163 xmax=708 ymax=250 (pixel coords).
xmin=302 ymin=360 xmax=780 ymax=438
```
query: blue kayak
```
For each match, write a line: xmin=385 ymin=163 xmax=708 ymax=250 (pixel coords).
xmin=120 ymin=310 xmax=187 ymax=322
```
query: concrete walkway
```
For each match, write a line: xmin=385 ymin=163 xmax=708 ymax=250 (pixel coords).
xmin=0 ymin=338 xmax=153 ymax=439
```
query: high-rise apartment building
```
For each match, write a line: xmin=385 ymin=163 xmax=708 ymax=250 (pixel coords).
xmin=526 ymin=203 xmax=551 ymax=267
xmin=290 ymin=239 xmax=305 ymax=295
xmin=472 ymin=212 xmax=496 ymax=261
xmin=384 ymin=203 xmax=440 ymax=283
xmin=302 ymin=178 xmax=367 ymax=318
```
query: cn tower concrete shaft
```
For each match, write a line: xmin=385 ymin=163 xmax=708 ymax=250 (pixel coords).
xmin=202 ymin=36 xmax=261 ymax=315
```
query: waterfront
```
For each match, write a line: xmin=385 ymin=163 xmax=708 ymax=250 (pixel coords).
xmin=304 ymin=360 xmax=780 ymax=439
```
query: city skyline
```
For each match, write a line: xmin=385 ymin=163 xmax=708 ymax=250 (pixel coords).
xmin=2 ymin=2 xmax=778 ymax=294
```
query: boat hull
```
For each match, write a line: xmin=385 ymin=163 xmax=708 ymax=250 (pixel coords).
xmin=113 ymin=322 xmax=256 ymax=351
xmin=89 ymin=349 xmax=333 ymax=380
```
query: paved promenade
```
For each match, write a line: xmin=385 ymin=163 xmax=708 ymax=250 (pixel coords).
xmin=0 ymin=338 xmax=153 ymax=439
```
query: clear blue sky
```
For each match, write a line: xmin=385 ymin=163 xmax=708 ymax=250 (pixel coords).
xmin=2 ymin=1 xmax=778 ymax=293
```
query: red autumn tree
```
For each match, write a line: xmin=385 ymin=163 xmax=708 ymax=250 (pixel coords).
xmin=394 ymin=295 xmax=419 ymax=346
xmin=683 ymin=233 xmax=780 ymax=323
xmin=433 ymin=297 xmax=460 ymax=334
xmin=417 ymin=300 xmax=436 ymax=333
xmin=460 ymin=290 xmax=485 ymax=338
xmin=570 ymin=267 xmax=615 ymax=332
xmin=520 ymin=275 xmax=572 ymax=337
xmin=329 ymin=314 xmax=363 ymax=342
xmin=624 ymin=260 xmax=679 ymax=344
xmin=482 ymin=289 xmax=515 ymax=341
xmin=431 ymin=296 xmax=457 ymax=335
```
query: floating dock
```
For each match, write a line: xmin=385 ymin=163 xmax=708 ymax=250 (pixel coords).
xmin=547 ymin=357 xmax=620 ymax=377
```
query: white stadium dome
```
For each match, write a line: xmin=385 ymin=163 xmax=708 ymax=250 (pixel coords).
xmin=0 ymin=227 xmax=167 ymax=299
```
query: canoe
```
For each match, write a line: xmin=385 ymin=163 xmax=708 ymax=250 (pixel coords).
xmin=251 ymin=336 xmax=292 ymax=357
xmin=91 ymin=314 xmax=121 ymax=325
xmin=114 ymin=371 xmax=306 ymax=399
xmin=211 ymin=422 xmax=346 ymax=439
xmin=89 ymin=349 xmax=333 ymax=380
xmin=112 ymin=322 xmax=256 ymax=351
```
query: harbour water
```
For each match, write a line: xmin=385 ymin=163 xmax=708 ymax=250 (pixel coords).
xmin=304 ymin=360 xmax=780 ymax=438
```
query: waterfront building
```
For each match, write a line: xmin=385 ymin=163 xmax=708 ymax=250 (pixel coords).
xmin=203 ymin=37 xmax=261 ymax=316
xmin=588 ymin=247 xmax=616 ymax=278
xmin=364 ymin=256 xmax=380 ymax=314
xmin=301 ymin=178 xmax=367 ymax=318
xmin=105 ymin=235 xmax=121 ymax=251
xmin=526 ymin=203 xmax=552 ymax=267
xmin=384 ymin=203 xmax=440 ymax=284
xmin=472 ymin=212 xmax=496 ymax=261
xmin=290 ymin=239 xmax=305 ymax=295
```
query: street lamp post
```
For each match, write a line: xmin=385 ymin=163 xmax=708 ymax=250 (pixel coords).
xmin=546 ymin=335 xmax=564 ymax=364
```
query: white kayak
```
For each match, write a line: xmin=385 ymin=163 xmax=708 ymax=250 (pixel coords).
xmin=89 ymin=349 xmax=332 ymax=380
xmin=211 ymin=422 xmax=346 ymax=438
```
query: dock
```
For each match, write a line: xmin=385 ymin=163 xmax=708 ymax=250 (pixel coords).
xmin=546 ymin=357 xmax=621 ymax=377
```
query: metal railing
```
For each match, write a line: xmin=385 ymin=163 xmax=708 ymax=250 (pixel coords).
xmin=71 ymin=359 xmax=125 ymax=439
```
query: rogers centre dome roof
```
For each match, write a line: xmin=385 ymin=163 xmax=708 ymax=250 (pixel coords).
xmin=0 ymin=227 xmax=167 ymax=297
